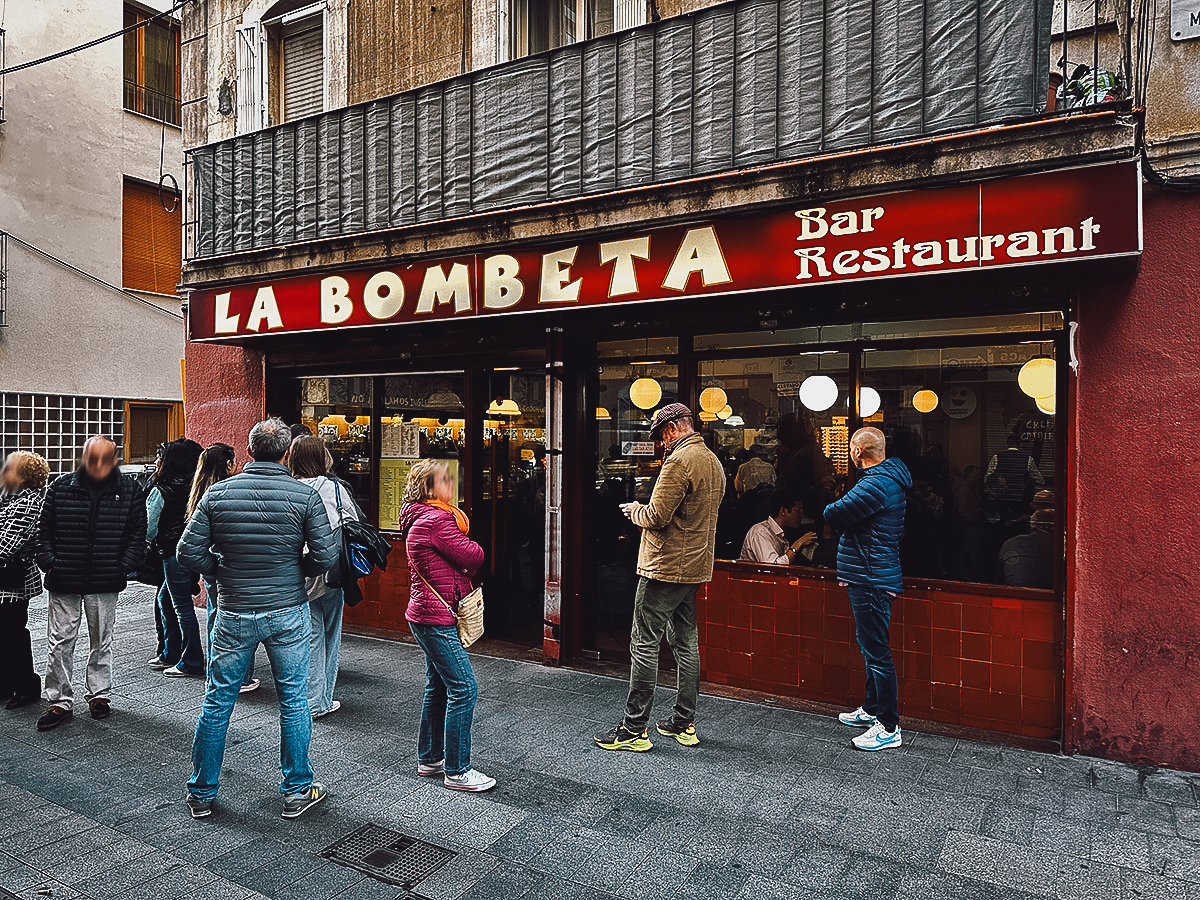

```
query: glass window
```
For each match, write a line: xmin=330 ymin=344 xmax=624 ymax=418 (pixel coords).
xmin=861 ymin=341 xmax=1058 ymax=588
xmin=378 ymin=374 xmax=467 ymax=530
xmin=706 ymin=355 xmax=849 ymax=566
xmin=297 ymin=376 xmax=373 ymax=504
xmin=123 ymin=6 xmax=181 ymax=125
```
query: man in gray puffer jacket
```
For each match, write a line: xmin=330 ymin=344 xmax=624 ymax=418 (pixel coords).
xmin=177 ymin=418 xmax=338 ymax=821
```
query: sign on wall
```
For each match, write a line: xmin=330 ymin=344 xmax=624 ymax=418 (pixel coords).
xmin=188 ymin=162 xmax=1142 ymax=342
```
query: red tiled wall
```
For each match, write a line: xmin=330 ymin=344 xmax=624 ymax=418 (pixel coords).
xmin=345 ymin=536 xmax=412 ymax=634
xmin=698 ymin=562 xmax=1063 ymax=739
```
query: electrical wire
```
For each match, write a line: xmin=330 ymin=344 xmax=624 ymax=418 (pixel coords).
xmin=2 ymin=231 xmax=184 ymax=321
xmin=0 ymin=0 xmax=194 ymax=77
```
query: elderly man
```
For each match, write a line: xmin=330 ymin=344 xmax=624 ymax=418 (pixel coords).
xmin=824 ymin=427 xmax=911 ymax=751
xmin=595 ymin=403 xmax=724 ymax=752
xmin=35 ymin=436 xmax=147 ymax=731
xmin=178 ymin=418 xmax=338 ymax=820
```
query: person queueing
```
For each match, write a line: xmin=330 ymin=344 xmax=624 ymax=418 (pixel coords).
xmin=187 ymin=442 xmax=259 ymax=693
xmin=824 ymin=426 xmax=911 ymax=752
xmin=0 ymin=452 xmax=52 ymax=710
xmin=178 ymin=419 xmax=338 ymax=819
xmin=146 ymin=438 xmax=206 ymax=678
xmin=289 ymin=435 xmax=356 ymax=720
xmin=595 ymin=403 xmax=725 ymax=752
xmin=398 ymin=459 xmax=495 ymax=792
xmin=36 ymin=436 xmax=147 ymax=731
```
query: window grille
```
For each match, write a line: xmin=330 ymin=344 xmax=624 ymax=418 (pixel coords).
xmin=0 ymin=394 xmax=125 ymax=477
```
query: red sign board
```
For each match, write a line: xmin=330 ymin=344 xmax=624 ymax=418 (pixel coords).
xmin=188 ymin=161 xmax=1142 ymax=341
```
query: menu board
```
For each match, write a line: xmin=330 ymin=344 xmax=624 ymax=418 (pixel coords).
xmin=377 ymin=458 xmax=462 ymax=530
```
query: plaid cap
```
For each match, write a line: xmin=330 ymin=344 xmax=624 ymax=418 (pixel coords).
xmin=650 ymin=402 xmax=694 ymax=438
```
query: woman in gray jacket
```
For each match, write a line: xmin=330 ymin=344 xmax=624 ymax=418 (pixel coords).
xmin=0 ymin=451 xmax=51 ymax=709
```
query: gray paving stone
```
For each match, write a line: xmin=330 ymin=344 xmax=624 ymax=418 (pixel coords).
xmin=272 ymin=863 xmax=364 ymax=900
xmin=455 ymin=861 xmax=547 ymax=900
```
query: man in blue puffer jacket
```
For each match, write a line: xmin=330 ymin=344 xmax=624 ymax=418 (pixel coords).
xmin=823 ymin=427 xmax=911 ymax=752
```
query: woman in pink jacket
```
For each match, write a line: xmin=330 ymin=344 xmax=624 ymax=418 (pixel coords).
xmin=398 ymin=460 xmax=494 ymax=792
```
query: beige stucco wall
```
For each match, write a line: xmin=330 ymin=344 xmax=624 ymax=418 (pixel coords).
xmin=0 ymin=0 xmax=184 ymax=400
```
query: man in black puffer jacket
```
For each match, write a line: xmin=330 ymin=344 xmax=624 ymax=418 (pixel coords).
xmin=35 ymin=436 xmax=147 ymax=731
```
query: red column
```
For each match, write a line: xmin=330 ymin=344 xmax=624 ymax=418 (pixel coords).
xmin=184 ymin=341 xmax=266 ymax=465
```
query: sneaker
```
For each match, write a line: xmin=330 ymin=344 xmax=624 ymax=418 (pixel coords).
xmin=838 ymin=707 xmax=878 ymax=728
xmin=594 ymin=723 xmax=653 ymax=752
xmin=88 ymin=698 xmax=111 ymax=720
xmin=239 ymin=679 xmax=261 ymax=694
xmin=164 ymin=666 xmax=203 ymax=678
xmin=444 ymin=769 xmax=497 ymax=792
xmin=851 ymin=722 xmax=902 ymax=752
xmin=417 ymin=759 xmax=445 ymax=777
xmin=656 ymin=720 xmax=700 ymax=747
xmin=281 ymin=783 xmax=328 ymax=819
xmin=36 ymin=707 xmax=72 ymax=732
xmin=313 ymin=700 xmax=341 ymax=720
xmin=147 ymin=656 xmax=169 ymax=670
xmin=186 ymin=795 xmax=213 ymax=819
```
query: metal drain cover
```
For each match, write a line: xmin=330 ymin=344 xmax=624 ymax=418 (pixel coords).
xmin=321 ymin=824 xmax=455 ymax=888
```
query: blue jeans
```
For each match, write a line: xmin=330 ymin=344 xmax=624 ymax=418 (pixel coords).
xmin=409 ymin=623 xmax=478 ymax=776
xmin=204 ymin=578 xmax=255 ymax=686
xmin=189 ymin=603 xmax=314 ymax=801
xmin=847 ymin=584 xmax=900 ymax=730
xmin=308 ymin=588 xmax=344 ymax=716
xmin=159 ymin=556 xmax=204 ymax=675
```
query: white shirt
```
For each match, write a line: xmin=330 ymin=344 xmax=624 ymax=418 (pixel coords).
xmin=739 ymin=516 xmax=815 ymax=565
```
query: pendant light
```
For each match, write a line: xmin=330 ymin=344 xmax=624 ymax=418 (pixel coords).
xmin=699 ymin=387 xmax=728 ymax=414
xmin=913 ymin=389 xmax=939 ymax=413
xmin=629 ymin=378 xmax=662 ymax=410
xmin=859 ymin=387 xmax=881 ymax=418
xmin=716 ymin=405 xmax=732 ymax=420
xmin=1018 ymin=357 xmax=1056 ymax=399
xmin=800 ymin=331 xmax=840 ymax=412
xmin=595 ymin=407 xmax=611 ymax=420
xmin=1036 ymin=394 xmax=1057 ymax=415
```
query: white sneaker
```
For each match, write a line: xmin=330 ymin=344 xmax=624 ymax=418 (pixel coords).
xmin=417 ymin=759 xmax=445 ymax=777
xmin=838 ymin=707 xmax=878 ymax=727
xmin=444 ymin=769 xmax=497 ymax=792
xmin=239 ymin=679 xmax=261 ymax=694
xmin=313 ymin=700 xmax=341 ymax=720
xmin=851 ymin=722 xmax=902 ymax=751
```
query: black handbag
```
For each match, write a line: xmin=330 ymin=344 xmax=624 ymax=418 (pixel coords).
xmin=327 ymin=479 xmax=392 ymax=606
xmin=130 ymin=543 xmax=165 ymax=588
xmin=0 ymin=558 xmax=27 ymax=593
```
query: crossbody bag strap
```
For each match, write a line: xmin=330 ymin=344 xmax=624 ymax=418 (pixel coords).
xmin=412 ymin=566 xmax=459 ymax=620
xmin=331 ymin=477 xmax=347 ymax=526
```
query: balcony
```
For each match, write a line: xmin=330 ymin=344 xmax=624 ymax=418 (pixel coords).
xmin=187 ymin=0 xmax=1076 ymax=261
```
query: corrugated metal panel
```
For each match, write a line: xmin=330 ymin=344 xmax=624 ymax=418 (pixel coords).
xmin=283 ymin=25 xmax=323 ymax=122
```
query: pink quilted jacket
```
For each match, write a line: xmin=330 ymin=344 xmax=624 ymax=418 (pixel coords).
xmin=399 ymin=501 xmax=484 ymax=626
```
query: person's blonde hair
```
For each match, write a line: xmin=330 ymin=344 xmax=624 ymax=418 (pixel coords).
xmin=5 ymin=451 xmax=51 ymax=491
xmin=403 ymin=459 xmax=449 ymax=504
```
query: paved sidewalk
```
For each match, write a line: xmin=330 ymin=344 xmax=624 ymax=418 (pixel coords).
xmin=1 ymin=586 xmax=1198 ymax=900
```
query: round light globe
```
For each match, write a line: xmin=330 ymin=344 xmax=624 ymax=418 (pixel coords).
xmin=799 ymin=375 xmax=839 ymax=412
xmin=860 ymin=387 xmax=881 ymax=418
xmin=699 ymin=387 xmax=728 ymax=413
xmin=1018 ymin=358 xmax=1056 ymax=399
xmin=630 ymin=378 xmax=662 ymax=410
xmin=913 ymin=389 xmax=939 ymax=413
xmin=1036 ymin=394 xmax=1057 ymax=415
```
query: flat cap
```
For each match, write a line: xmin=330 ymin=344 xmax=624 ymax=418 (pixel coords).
xmin=649 ymin=402 xmax=693 ymax=438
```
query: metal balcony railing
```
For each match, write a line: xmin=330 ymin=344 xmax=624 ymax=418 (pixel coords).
xmin=186 ymin=0 xmax=1120 ymax=261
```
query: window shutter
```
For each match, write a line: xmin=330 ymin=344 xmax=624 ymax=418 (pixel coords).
xmin=235 ymin=21 xmax=263 ymax=133
xmin=282 ymin=23 xmax=324 ymax=122
xmin=123 ymin=181 xmax=182 ymax=296
xmin=614 ymin=0 xmax=644 ymax=31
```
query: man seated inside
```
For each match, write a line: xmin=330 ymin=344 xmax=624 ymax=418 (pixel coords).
xmin=998 ymin=508 xmax=1055 ymax=589
xmin=739 ymin=488 xmax=818 ymax=566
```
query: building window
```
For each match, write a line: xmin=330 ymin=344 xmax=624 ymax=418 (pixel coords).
xmin=505 ymin=0 xmax=644 ymax=59
xmin=125 ymin=401 xmax=182 ymax=464
xmin=123 ymin=6 xmax=181 ymax=126
xmin=0 ymin=393 xmax=125 ymax=478
xmin=280 ymin=16 xmax=324 ymax=122
xmin=122 ymin=179 xmax=182 ymax=296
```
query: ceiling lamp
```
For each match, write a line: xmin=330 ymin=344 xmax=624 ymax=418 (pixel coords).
xmin=630 ymin=377 xmax=662 ymax=410
xmin=725 ymin=415 xmax=745 ymax=426
xmin=698 ymin=410 xmax=718 ymax=421
xmin=699 ymin=387 xmax=728 ymax=413
xmin=595 ymin=407 xmax=611 ymax=420
xmin=1036 ymin=394 xmax=1057 ymax=415
xmin=859 ymin=387 xmax=881 ymax=418
xmin=799 ymin=375 xmax=839 ymax=412
xmin=913 ymin=389 xmax=939 ymax=413
xmin=716 ymin=405 xmax=732 ymax=420
xmin=1018 ymin=357 xmax=1056 ymax=399
xmin=487 ymin=399 xmax=521 ymax=416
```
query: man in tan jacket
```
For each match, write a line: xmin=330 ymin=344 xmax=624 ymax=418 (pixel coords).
xmin=595 ymin=403 xmax=725 ymax=752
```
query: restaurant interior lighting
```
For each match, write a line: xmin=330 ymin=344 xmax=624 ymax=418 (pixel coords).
xmin=799 ymin=375 xmax=838 ymax=411
xmin=859 ymin=387 xmax=881 ymax=418
xmin=912 ymin=389 xmax=939 ymax=413
xmin=699 ymin=387 xmax=728 ymax=413
xmin=595 ymin=407 xmax=611 ymax=420
xmin=698 ymin=410 xmax=718 ymax=421
xmin=1018 ymin=357 xmax=1056 ymax=399
xmin=724 ymin=415 xmax=745 ymax=426
xmin=486 ymin=398 xmax=521 ymax=416
xmin=630 ymin=377 xmax=662 ymax=409
xmin=716 ymin=405 xmax=732 ymax=420
xmin=1036 ymin=394 xmax=1057 ymax=415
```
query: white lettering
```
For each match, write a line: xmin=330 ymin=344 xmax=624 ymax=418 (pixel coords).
xmin=539 ymin=246 xmax=582 ymax=303
xmin=795 ymin=246 xmax=830 ymax=280
xmin=214 ymin=292 xmax=240 ymax=334
xmin=830 ymin=211 xmax=859 ymax=236
xmin=416 ymin=263 xmax=472 ymax=314
xmin=1041 ymin=227 xmax=1076 ymax=256
xmin=861 ymin=207 xmax=884 ymax=233
xmin=861 ymin=247 xmax=891 ymax=273
xmin=663 ymin=227 xmax=731 ymax=291
xmin=1080 ymin=216 xmax=1101 ymax=251
xmin=832 ymin=249 xmax=861 ymax=275
xmin=981 ymin=234 xmax=1005 ymax=261
xmin=912 ymin=241 xmax=944 ymax=267
xmin=483 ymin=255 xmax=525 ymax=310
xmin=363 ymin=270 xmax=405 ymax=320
xmin=320 ymin=276 xmax=352 ymax=324
xmin=598 ymin=237 xmax=651 ymax=297
xmin=947 ymin=237 xmax=978 ymax=263
xmin=245 ymin=286 xmax=283 ymax=332
xmin=891 ymin=238 xmax=911 ymax=270
xmin=1007 ymin=231 xmax=1040 ymax=258
xmin=796 ymin=207 xmax=828 ymax=241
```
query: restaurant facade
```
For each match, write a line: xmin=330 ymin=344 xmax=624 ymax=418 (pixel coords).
xmin=180 ymin=0 xmax=1200 ymax=770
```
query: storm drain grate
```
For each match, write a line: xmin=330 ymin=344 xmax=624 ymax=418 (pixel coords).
xmin=321 ymin=824 xmax=455 ymax=889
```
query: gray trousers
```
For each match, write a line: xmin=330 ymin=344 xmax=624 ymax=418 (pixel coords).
xmin=622 ymin=577 xmax=701 ymax=732
xmin=43 ymin=592 xmax=118 ymax=710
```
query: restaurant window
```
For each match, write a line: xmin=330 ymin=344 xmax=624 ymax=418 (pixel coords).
xmin=123 ymin=6 xmax=181 ymax=126
xmin=122 ymin=179 xmax=182 ymax=295
xmin=297 ymin=376 xmax=373 ymax=506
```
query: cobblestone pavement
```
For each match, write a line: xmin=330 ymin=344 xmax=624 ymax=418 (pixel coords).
xmin=0 ymin=586 xmax=1198 ymax=900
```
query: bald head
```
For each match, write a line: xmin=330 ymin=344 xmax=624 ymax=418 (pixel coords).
xmin=850 ymin=427 xmax=886 ymax=469
xmin=81 ymin=435 xmax=118 ymax=482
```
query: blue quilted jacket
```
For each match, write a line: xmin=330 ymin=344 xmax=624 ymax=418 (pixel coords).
xmin=823 ymin=457 xmax=912 ymax=593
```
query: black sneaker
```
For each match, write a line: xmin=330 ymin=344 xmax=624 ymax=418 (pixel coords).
xmin=186 ymin=795 xmax=213 ymax=819
xmin=656 ymin=720 xmax=700 ymax=746
xmin=594 ymin=723 xmax=653 ymax=752
xmin=281 ymin=783 xmax=327 ymax=819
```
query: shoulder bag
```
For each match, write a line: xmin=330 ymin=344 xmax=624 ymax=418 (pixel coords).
xmin=327 ymin=479 xmax=393 ymax=606
xmin=413 ymin=567 xmax=485 ymax=649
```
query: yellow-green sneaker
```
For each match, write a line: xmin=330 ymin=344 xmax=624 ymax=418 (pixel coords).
xmin=656 ymin=720 xmax=700 ymax=747
xmin=594 ymin=723 xmax=653 ymax=752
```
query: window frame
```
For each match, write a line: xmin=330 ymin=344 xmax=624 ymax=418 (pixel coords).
xmin=122 ymin=4 xmax=182 ymax=126
xmin=122 ymin=177 xmax=183 ymax=296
